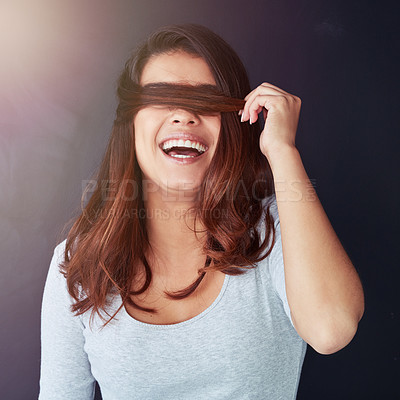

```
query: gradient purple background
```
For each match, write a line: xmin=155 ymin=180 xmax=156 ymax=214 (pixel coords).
xmin=1 ymin=0 xmax=398 ymax=399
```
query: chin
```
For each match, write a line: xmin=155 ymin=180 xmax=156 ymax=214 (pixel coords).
xmin=160 ymin=179 xmax=202 ymax=199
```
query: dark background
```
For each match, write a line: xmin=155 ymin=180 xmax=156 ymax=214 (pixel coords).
xmin=0 ymin=0 xmax=398 ymax=399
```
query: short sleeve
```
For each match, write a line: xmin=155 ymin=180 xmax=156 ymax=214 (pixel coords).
xmin=262 ymin=195 xmax=294 ymax=327
xmin=39 ymin=240 xmax=96 ymax=400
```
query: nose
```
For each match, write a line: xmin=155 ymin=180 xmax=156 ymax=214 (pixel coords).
xmin=169 ymin=108 xmax=200 ymax=125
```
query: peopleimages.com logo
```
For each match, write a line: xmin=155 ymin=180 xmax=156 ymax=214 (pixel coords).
xmin=81 ymin=178 xmax=317 ymax=206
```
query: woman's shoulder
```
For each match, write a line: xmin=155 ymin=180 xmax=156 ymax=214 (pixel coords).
xmin=53 ymin=238 xmax=67 ymax=259
xmin=42 ymin=239 xmax=75 ymax=310
xmin=44 ymin=239 xmax=67 ymax=278
xmin=46 ymin=239 xmax=68 ymax=279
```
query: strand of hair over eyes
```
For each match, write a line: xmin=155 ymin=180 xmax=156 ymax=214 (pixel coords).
xmin=116 ymin=81 xmax=246 ymax=121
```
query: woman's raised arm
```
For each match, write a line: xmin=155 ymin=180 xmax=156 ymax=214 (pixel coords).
xmin=240 ymin=83 xmax=365 ymax=354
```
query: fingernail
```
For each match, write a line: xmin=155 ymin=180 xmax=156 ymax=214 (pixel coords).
xmin=241 ymin=113 xmax=244 ymax=122
xmin=249 ymin=116 xmax=252 ymax=125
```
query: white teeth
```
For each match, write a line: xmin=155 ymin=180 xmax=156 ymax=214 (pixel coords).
xmin=170 ymin=154 xmax=196 ymax=158
xmin=161 ymin=139 xmax=207 ymax=153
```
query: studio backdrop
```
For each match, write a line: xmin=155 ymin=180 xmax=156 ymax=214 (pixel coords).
xmin=0 ymin=1 xmax=398 ymax=399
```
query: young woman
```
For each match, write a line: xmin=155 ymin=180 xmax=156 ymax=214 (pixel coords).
xmin=39 ymin=23 xmax=364 ymax=399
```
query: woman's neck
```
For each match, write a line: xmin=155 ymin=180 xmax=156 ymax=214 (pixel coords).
xmin=142 ymin=190 xmax=208 ymax=281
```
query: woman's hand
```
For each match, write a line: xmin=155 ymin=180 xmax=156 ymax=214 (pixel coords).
xmin=240 ymin=82 xmax=301 ymax=163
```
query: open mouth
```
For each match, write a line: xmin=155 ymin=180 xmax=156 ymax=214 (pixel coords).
xmin=160 ymin=139 xmax=208 ymax=159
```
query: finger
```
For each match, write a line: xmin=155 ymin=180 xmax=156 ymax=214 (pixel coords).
xmin=243 ymin=87 xmax=258 ymax=102
xmin=242 ymin=87 xmax=288 ymax=122
xmin=247 ymin=94 xmax=289 ymax=124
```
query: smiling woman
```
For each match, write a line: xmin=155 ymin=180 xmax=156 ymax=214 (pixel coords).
xmin=39 ymin=23 xmax=364 ymax=400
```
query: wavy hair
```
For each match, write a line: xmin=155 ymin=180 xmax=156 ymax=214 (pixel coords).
xmin=59 ymin=23 xmax=276 ymax=328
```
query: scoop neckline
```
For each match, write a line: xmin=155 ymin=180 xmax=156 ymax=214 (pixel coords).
xmin=119 ymin=273 xmax=230 ymax=330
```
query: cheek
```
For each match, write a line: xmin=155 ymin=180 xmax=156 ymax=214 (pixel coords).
xmin=208 ymin=116 xmax=222 ymax=144
xmin=134 ymin=110 xmax=159 ymax=151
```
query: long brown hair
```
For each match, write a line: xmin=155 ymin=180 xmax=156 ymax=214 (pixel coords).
xmin=60 ymin=23 xmax=276 ymax=328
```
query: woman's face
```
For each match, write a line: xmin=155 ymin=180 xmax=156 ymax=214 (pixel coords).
xmin=134 ymin=50 xmax=221 ymax=201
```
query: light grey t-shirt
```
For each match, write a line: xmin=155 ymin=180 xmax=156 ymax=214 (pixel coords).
xmin=39 ymin=195 xmax=307 ymax=400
